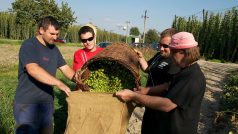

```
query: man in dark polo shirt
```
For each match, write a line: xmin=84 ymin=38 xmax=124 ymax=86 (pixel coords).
xmin=134 ymin=28 xmax=180 ymax=134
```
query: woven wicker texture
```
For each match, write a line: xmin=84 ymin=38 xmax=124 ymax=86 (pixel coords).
xmin=76 ymin=42 xmax=141 ymax=91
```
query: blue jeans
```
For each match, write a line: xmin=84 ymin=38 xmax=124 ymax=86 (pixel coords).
xmin=13 ymin=102 xmax=54 ymax=134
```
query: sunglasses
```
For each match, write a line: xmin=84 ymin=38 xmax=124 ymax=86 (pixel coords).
xmin=81 ymin=36 xmax=94 ymax=43
xmin=159 ymin=43 xmax=169 ymax=48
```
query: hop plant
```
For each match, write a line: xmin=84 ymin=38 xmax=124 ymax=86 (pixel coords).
xmin=85 ymin=60 xmax=135 ymax=93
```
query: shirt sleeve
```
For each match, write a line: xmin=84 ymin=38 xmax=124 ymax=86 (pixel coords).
xmin=55 ymin=47 xmax=66 ymax=68
xmin=19 ymin=41 xmax=39 ymax=67
xmin=73 ymin=50 xmax=84 ymax=71
xmin=167 ymin=77 xmax=204 ymax=110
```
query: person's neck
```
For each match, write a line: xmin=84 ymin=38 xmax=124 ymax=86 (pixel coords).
xmin=36 ymin=35 xmax=46 ymax=46
xmin=183 ymin=61 xmax=196 ymax=68
xmin=85 ymin=47 xmax=96 ymax=52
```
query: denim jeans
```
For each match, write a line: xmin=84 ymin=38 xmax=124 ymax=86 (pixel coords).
xmin=13 ymin=102 xmax=54 ymax=134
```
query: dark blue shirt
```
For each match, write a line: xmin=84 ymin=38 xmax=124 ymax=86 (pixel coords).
xmin=15 ymin=37 xmax=66 ymax=103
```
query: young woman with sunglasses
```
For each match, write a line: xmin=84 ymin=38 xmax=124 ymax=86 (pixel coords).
xmin=73 ymin=25 xmax=104 ymax=71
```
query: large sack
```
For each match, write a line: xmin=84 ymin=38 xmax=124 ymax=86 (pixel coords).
xmin=64 ymin=91 xmax=135 ymax=134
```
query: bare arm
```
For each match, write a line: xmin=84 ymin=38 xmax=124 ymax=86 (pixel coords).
xmin=134 ymin=49 xmax=148 ymax=72
xmin=116 ymin=89 xmax=177 ymax=112
xmin=59 ymin=64 xmax=75 ymax=81
xmin=26 ymin=63 xmax=71 ymax=96
xmin=135 ymin=83 xmax=169 ymax=95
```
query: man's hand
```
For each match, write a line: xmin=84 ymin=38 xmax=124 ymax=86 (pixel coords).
xmin=115 ymin=89 xmax=135 ymax=102
xmin=73 ymin=69 xmax=91 ymax=91
xmin=134 ymin=86 xmax=150 ymax=95
xmin=56 ymin=80 xmax=71 ymax=96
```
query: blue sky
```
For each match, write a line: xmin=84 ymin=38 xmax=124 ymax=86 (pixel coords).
xmin=1 ymin=0 xmax=238 ymax=35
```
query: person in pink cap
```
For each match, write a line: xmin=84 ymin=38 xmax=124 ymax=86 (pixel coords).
xmin=116 ymin=31 xmax=206 ymax=134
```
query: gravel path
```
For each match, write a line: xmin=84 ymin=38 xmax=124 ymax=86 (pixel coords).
xmin=126 ymin=60 xmax=238 ymax=134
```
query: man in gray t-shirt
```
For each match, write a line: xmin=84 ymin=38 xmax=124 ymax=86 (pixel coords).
xmin=14 ymin=16 xmax=77 ymax=134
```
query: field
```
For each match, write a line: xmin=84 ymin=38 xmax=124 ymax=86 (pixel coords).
xmin=0 ymin=42 xmax=156 ymax=134
xmin=2 ymin=41 xmax=237 ymax=133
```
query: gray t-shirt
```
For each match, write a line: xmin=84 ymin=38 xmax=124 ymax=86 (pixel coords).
xmin=14 ymin=37 xmax=66 ymax=103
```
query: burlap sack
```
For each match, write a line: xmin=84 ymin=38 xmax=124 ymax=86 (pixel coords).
xmin=64 ymin=91 xmax=135 ymax=134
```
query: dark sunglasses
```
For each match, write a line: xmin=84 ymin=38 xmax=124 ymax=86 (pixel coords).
xmin=81 ymin=36 xmax=94 ymax=43
xmin=159 ymin=43 xmax=169 ymax=48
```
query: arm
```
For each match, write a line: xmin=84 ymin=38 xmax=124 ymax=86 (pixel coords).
xmin=135 ymin=83 xmax=169 ymax=95
xmin=59 ymin=64 xmax=75 ymax=81
xmin=26 ymin=63 xmax=71 ymax=96
xmin=116 ymin=89 xmax=177 ymax=112
xmin=134 ymin=49 xmax=148 ymax=72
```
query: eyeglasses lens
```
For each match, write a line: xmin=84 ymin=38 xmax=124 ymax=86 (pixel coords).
xmin=159 ymin=43 xmax=169 ymax=48
xmin=81 ymin=37 xmax=94 ymax=43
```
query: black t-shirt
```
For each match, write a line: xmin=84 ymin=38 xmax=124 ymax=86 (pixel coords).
xmin=146 ymin=52 xmax=180 ymax=87
xmin=157 ymin=63 xmax=206 ymax=134
xmin=14 ymin=37 xmax=66 ymax=103
xmin=142 ymin=53 xmax=181 ymax=134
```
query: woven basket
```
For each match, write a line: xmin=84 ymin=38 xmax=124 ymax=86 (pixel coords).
xmin=76 ymin=42 xmax=141 ymax=91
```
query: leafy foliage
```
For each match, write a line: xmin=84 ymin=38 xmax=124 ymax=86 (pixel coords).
xmin=11 ymin=0 xmax=76 ymax=30
xmin=85 ymin=60 xmax=135 ymax=93
xmin=172 ymin=7 xmax=238 ymax=63
xmin=221 ymin=70 xmax=238 ymax=111
xmin=145 ymin=29 xmax=159 ymax=44
xmin=130 ymin=27 xmax=140 ymax=36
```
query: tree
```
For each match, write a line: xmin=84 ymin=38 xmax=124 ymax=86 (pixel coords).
xmin=145 ymin=29 xmax=159 ymax=44
xmin=11 ymin=0 xmax=76 ymax=30
xmin=130 ymin=27 xmax=140 ymax=36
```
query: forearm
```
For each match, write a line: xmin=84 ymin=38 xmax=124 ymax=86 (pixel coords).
xmin=139 ymin=58 xmax=149 ymax=71
xmin=133 ymin=93 xmax=177 ymax=112
xmin=147 ymin=83 xmax=169 ymax=95
xmin=59 ymin=65 xmax=75 ymax=81
xmin=26 ymin=63 xmax=62 ymax=86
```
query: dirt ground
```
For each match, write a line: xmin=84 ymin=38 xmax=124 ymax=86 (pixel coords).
xmin=1 ymin=44 xmax=238 ymax=133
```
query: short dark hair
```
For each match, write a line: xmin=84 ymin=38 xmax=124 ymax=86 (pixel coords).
xmin=78 ymin=26 xmax=95 ymax=37
xmin=160 ymin=28 xmax=176 ymax=38
xmin=38 ymin=16 xmax=60 ymax=31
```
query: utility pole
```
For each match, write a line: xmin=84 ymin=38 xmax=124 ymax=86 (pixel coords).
xmin=142 ymin=10 xmax=149 ymax=43
xmin=125 ymin=21 xmax=130 ymax=43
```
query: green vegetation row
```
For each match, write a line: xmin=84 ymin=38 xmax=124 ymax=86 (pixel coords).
xmin=172 ymin=7 xmax=238 ymax=63
xmin=0 ymin=11 xmax=126 ymax=43
xmin=217 ymin=69 xmax=238 ymax=133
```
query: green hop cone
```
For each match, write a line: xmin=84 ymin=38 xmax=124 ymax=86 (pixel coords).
xmin=85 ymin=60 xmax=135 ymax=93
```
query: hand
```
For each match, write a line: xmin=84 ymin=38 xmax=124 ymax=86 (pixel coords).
xmin=73 ymin=68 xmax=91 ymax=91
xmin=133 ymin=49 xmax=143 ymax=58
xmin=134 ymin=86 xmax=149 ymax=95
xmin=56 ymin=81 xmax=71 ymax=96
xmin=73 ymin=69 xmax=87 ymax=84
xmin=115 ymin=89 xmax=134 ymax=102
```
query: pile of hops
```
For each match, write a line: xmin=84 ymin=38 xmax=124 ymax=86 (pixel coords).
xmin=85 ymin=60 xmax=135 ymax=93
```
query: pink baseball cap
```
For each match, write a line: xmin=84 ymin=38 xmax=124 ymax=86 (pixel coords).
xmin=169 ymin=32 xmax=198 ymax=49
